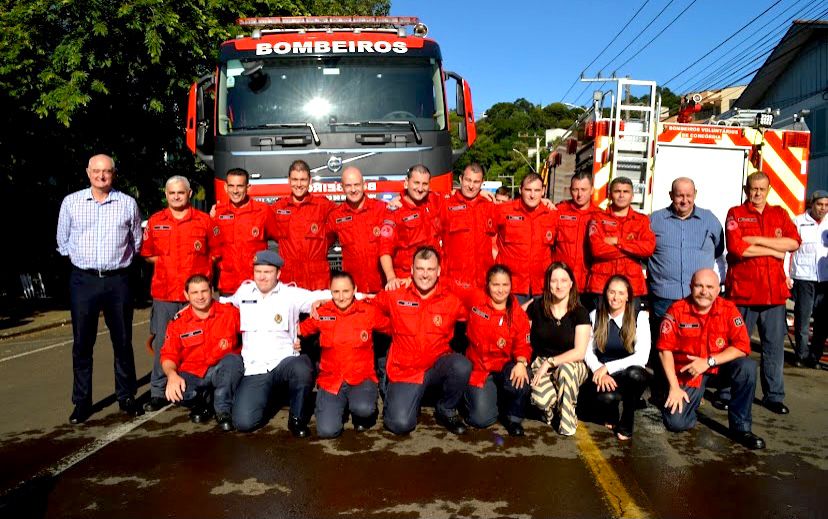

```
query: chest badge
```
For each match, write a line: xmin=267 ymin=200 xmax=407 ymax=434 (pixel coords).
xmin=545 ymin=230 xmax=553 ymax=241
xmin=775 ymin=228 xmax=782 ymax=237
xmin=310 ymin=223 xmax=319 ymax=234
xmin=252 ymin=226 xmax=260 ymax=238
xmin=213 ymin=226 xmax=220 ymax=236
xmin=626 ymin=233 xmax=636 ymax=241
xmin=194 ymin=240 xmax=203 ymax=251
xmin=360 ymin=330 xmax=369 ymax=342
xmin=715 ymin=337 xmax=725 ymax=348
xmin=373 ymin=226 xmax=381 ymax=237
xmin=219 ymin=338 xmax=229 ymax=350
xmin=432 ymin=315 xmax=442 ymax=327
xmin=274 ymin=313 xmax=283 ymax=324
xmin=497 ymin=337 xmax=507 ymax=349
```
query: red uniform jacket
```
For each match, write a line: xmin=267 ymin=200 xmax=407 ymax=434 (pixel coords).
xmin=552 ymin=200 xmax=599 ymax=291
xmin=724 ymin=202 xmax=800 ymax=306
xmin=272 ymin=194 xmax=336 ymax=290
xmin=160 ymin=302 xmax=241 ymax=378
xmin=378 ymin=192 xmax=443 ymax=280
xmin=141 ymin=208 xmax=214 ymax=302
xmin=298 ymin=300 xmax=390 ymax=394
xmin=586 ymin=207 xmax=655 ymax=296
xmin=328 ymin=197 xmax=387 ymax=293
xmin=212 ymin=199 xmax=279 ymax=294
xmin=463 ymin=291 xmax=532 ymax=388
xmin=373 ymin=283 xmax=466 ymax=384
xmin=440 ymin=192 xmax=497 ymax=290
xmin=495 ymin=200 xmax=557 ymax=295
xmin=658 ymin=297 xmax=751 ymax=388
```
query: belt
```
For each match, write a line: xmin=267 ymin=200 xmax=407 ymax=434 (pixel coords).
xmin=74 ymin=266 xmax=129 ymax=278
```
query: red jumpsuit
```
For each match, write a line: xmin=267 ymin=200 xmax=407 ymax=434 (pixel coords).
xmin=373 ymin=283 xmax=466 ymax=384
xmin=160 ymin=302 xmax=241 ymax=378
xmin=494 ymin=200 xmax=557 ymax=295
xmin=298 ymin=300 xmax=390 ymax=394
xmin=440 ymin=192 xmax=497 ymax=291
xmin=552 ymin=200 xmax=599 ymax=292
xmin=463 ymin=291 xmax=532 ymax=388
xmin=212 ymin=199 xmax=279 ymax=295
xmin=724 ymin=202 xmax=800 ymax=306
xmin=378 ymin=192 xmax=444 ymax=280
xmin=328 ymin=197 xmax=387 ymax=293
xmin=141 ymin=208 xmax=214 ymax=302
xmin=586 ymin=208 xmax=656 ymax=297
xmin=658 ymin=297 xmax=751 ymax=388
xmin=272 ymin=194 xmax=336 ymax=290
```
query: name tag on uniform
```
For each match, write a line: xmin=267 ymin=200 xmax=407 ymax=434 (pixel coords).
xmin=180 ymin=329 xmax=204 ymax=338
xmin=737 ymin=217 xmax=757 ymax=223
xmin=241 ymin=300 xmax=258 ymax=304
xmin=335 ymin=216 xmax=353 ymax=224
xmin=276 ymin=209 xmax=291 ymax=215
xmin=471 ymin=307 xmax=490 ymax=320
xmin=678 ymin=323 xmax=700 ymax=329
xmin=448 ymin=205 xmax=467 ymax=211
xmin=402 ymin=213 xmax=420 ymax=222
xmin=153 ymin=225 xmax=171 ymax=230
xmin=559 ymin=215 xmax=577 ymax=221
xmin=601 ymin=219 xmax=617 ymax=226
xmin=318 ymin=315 xmax=336 ymax=321
xmin=397 ymin=300 xmax=420 ymax=308
xmin=506 ymin=215 xmax=524 ymax=221
xmin=218 ymin=214 xmax=234 ymax=220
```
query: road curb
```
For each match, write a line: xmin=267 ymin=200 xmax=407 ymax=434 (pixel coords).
xmin=0 ymin=319 xmax=72 ymax=340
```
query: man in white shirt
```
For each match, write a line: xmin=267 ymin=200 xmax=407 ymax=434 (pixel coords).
xmin=785 ymin=190 xmax=828 ymax=369
xmin=223 ymin=250 xmax=331 ymax=436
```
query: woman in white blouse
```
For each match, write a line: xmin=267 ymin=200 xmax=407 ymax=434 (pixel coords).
xmin=584 ymin=275 xmax=651 ymax=440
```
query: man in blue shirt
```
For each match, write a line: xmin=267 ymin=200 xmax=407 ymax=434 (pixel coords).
xmin=57 ymin=154 xmax=144 ymax=424
xmin=648 ymin=177 xmax=725 ymax=403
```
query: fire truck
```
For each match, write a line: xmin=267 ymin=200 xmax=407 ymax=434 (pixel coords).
xmin=185 ymin=15 xmax=476 ymax=204
xmin=548 ymin=77 xmax=811 ymax=225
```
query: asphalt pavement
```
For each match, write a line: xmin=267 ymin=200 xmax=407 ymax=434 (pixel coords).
xmin=0 ymin=308 xmax=825 ymax=519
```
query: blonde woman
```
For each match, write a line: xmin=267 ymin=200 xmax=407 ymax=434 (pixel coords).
xmin=584 ymin=275 xmax=651 ymax=440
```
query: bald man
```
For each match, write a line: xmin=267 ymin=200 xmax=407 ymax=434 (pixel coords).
xmin=57 ymin=154 xmax=144 ymax=424
xmin=658 ymin=268 xmax=764 ymax=450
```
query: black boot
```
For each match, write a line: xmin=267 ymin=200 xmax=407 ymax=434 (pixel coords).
xmin=353 ymin=414 xmax=376 ymax=433
xmin=288 ymin=414 xmax=310 ymax=438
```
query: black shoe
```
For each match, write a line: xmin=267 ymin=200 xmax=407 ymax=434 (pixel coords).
xmin=790 ymin=358 xmax=805 ymax=368
xmin=435 ymin=412 xmax=466 ymax=435
xmin=216 ymin=412 xmax=234 ymax=432
xmin=504 ymin=421 xmax=525 ymax=437
xmin=143 ymin=397 xmax=168 ymax=412
xmin=803 ymin=358 xmax=819 ymax=369
xmin=711 ymin=398 xmax=730 ymax=411
xmin=352 ymin=415 xmax=375 ymax=433
xmin=119 ymin=397 xmax=145 ymax=417
xmin=189 ymin=406 xmax=212 ymax=424
xmin=69 ymin=405 xmax=91 ymax=425
xmin=733 ymin=431 xmax=766 ymax=450
xmin=762 ymin=400 xmax=790 ymax=415
xmin=288 ymin=415 xmax=310 ymax=438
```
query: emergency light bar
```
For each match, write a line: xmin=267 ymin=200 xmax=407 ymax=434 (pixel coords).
xmin=237 ymin=16 xmax=421 ymax=27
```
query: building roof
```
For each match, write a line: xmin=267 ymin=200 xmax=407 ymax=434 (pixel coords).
xmin=734 ymin=19 xmax=828 ymax=109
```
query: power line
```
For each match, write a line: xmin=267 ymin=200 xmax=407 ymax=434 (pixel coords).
xmin=660 ymin=0 xmax=783 ymax=88
xmin=559 ymin=0 xmax=654 ymax=101
xmin=612 ymin=0 xmax=701 ymax=74
xmin=596 ymin=0 xmax=678 ymax=76
xmin=684 ymin=2 xmax=825 ymax=94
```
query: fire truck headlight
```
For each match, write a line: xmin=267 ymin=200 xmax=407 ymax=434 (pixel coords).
xmin=304 ymin=97 xmax=333 ymax=118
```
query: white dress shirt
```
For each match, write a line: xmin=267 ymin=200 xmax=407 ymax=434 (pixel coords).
xmin=784 ymin=212 xmax=828 ymax=282
xmin=585 ymin=309 xmax=651 ymax=375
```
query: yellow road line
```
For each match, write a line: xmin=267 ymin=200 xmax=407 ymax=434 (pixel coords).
xmin=576 ymin=426 xmax=654 ymax=519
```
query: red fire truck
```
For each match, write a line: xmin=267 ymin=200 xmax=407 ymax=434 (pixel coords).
xmin=185 ymin=16 xmax=476 ymax=203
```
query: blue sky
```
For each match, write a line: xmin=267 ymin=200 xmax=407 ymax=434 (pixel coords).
xmin=390 ymin=0 xmax=824 ymax=115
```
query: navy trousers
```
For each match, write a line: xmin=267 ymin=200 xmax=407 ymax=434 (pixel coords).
xmin=315 ymin=380 xmax=378 ymax=438
xmin=179 ymin=354 xmax=245 ymax=415
xmin=232 ymin=355 xmax=314 ymax=432
xmin=464 ymin=361 xmax=529 ymax=428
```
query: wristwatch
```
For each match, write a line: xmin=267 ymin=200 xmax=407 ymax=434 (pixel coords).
xmin=707 ymin=356 xmax=717 ymax=367
xmin=517 ymin=359 xmax=528 ymax=367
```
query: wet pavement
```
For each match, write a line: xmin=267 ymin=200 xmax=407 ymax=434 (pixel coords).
xmin=0 ymin=313 xmax=826 ymax=518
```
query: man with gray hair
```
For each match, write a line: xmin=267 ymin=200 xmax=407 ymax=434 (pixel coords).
xmin=57 ymin=154 xmax=143 ymax=424
xmin=141 ymin=175 xmax=217 ymax=412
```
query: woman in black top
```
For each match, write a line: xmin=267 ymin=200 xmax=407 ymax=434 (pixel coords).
xmin=525 ymin=262 xmax=591 ymax=436
xmin=583 ymin=275 xmax=651 ymax=440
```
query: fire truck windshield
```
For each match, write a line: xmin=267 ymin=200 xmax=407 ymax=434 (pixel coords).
xmin=217 ymin=56 xmax=446 ymax=136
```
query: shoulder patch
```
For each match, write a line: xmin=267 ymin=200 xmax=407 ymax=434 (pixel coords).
xmin=733 ymin=317 xmax=744 ymax=327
